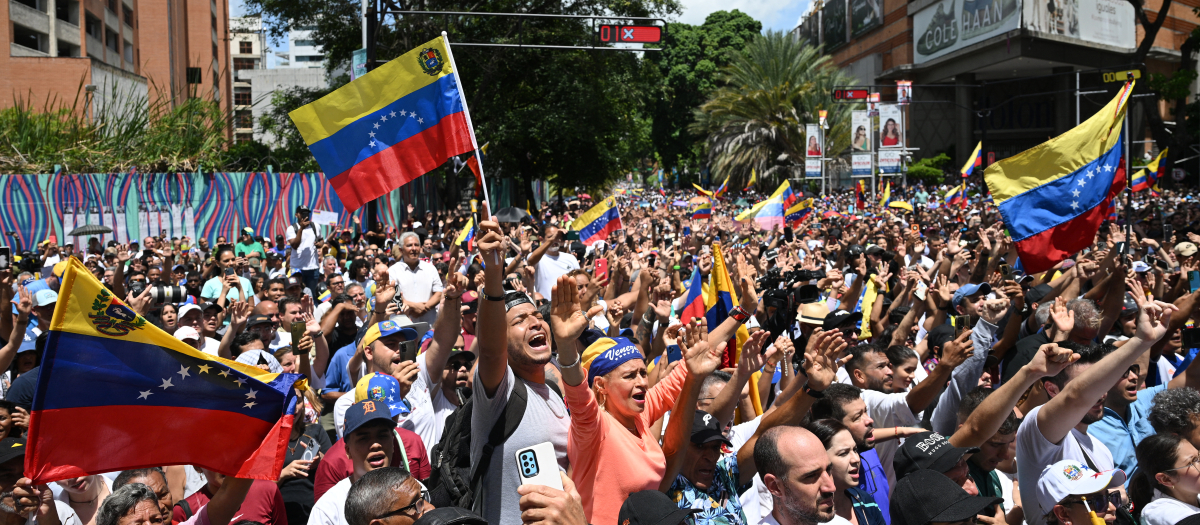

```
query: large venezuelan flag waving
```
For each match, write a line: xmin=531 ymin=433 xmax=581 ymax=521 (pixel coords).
xmin=27 ymin=259 xmax=302 ymax=483
xmin=571 ymin=197 xmax=623 ymax=245
xmin=985 ymin=81 xmax=1133 ymax=275
xmin=289 ymin=36 xmax=475 ymax=211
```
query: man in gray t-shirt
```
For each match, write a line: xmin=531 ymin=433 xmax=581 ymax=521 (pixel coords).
xmin=471 ymin=217 xmax=572 ymax=525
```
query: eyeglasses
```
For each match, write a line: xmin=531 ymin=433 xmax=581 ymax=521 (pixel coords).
xmin=374 ymin=490 xmax=430 ymax=520
xmin=1165 ymin=454 xmax=1200 ymax=474
xmin=1064 ymin=490 xmax=1122 ymax=513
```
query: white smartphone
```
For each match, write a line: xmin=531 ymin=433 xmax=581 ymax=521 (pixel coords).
xmin=914 ymin=280 xmax=928 ymax=301
xmin=515 ymin=442 xmax=564 ymax=490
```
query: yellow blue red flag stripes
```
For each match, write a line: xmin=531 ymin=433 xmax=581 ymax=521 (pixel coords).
xmin=744 ymin=169 xmax=757 ymax=190
xmin=785 ymin=199 xmax=813 ymax=226
xmin=984 ymin=81 xmax=1133 ymax=275
xmin=693 ymin=183 xmax=713 ymax=197
xmin=455 ymin=218 xmax=475 ymax=250
xmin=27 ymin=259 xmax=301 ymax=483
xmin=289 ymin=36 xmax=475 ymax=211
xmin=692 ymin=201 xmax=712 ymax=220
xmin=961 ymin=142 xmax=983 ymax=177
xmin=704 ymin=244 xmax=755 ymax=413
xmin=878 ymin=182 xmax=891 ymax=207
xmin=1131 ymin=148 xmax=1167 ymax=192
xmin=571 ymin=197 xmax=623 ymax=246
xmin=735 ymin=182 xmax=794 ymax=229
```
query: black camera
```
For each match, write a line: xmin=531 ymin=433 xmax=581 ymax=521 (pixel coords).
xmin=129 ymin=281 xmax=186 ymax=304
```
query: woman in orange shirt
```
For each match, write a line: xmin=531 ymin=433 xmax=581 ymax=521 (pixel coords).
xmin=547 ymin=275 xmax=727 ymax=524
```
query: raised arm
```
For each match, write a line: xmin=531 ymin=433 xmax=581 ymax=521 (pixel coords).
xmin=423 ymin=271 xmax=468 ymax=387
xmin=476 ymin=210 xmax=510 ymax=396
xmin=906 ymin=328 xmax=973 ymax=415
xmin=952 ymin=343 xmax=1079 ymax=447
xmin=0 ymin=286 xmax=33 ymax=375
xmin=217 ymin=301 xmax=251 ymax=360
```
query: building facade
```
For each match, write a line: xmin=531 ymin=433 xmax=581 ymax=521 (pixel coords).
xmin=3 ymin=0 xmax=231 ymax=135
xmin=230 ymin=15 xmax=266 ymax=143
xmin=794 ymin=0 xmax=1197 ymax=177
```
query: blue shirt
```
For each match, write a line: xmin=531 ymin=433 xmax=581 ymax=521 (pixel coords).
xmin=859 ymin=449 xmax=892 ymax=525
xmin=322 ymin=343 xmax=358 ymax=394
xmin=1089 ymin=383 xmax=1165 ymax=481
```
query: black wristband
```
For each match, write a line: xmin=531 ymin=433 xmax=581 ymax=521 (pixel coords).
xmin=482 ymin=290 xmax=505 ymax=302
xmin=804 ymin=384 xmax=825 ymax=398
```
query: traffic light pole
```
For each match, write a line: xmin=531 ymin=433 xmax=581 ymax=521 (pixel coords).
xmin=364 ymin=0 xmax=380 ymax=232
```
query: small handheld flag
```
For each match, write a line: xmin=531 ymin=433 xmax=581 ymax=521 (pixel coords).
xmin=692 ymin=201 xmax=713 ymax=220
xmin=744 ymin=169 xmax=757 ymax=191
xmin=571 ymin=198 xmax=623 ymax=245
xmin=961 ymin=142 xmax=983 ymax=178
xmin=455 ymin=218 xmax=476 ymax=251
xmin=1131 ymin=148 xmax=1167 ymax=192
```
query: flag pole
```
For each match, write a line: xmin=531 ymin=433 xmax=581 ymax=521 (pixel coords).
xmin=1123 ymin=79 xmax=1132 ymax=259
xmin=441 ymin=31 xmax=493 ymax=212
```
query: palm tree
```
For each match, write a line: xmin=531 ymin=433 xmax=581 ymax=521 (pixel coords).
xmin=691 ymin=30 xmax=860 ymax=189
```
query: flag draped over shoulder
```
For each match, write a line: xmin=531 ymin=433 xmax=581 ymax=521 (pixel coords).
xmin=27 ymin=259 xmax=302 ymax=483
xmin=985 ymin=81 xmax=1133 ymax=275
xmin=571 ymin=198 xmax=622 ymax=245
xmin=289 ymin=36 xmax=475 ymax=211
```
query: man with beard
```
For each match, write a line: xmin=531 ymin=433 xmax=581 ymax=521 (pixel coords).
xmin=754 ymin=427 xmax=837 ymax=525
xmin=471 ymin=216 xmax=570 ymax=525
xmin=812 ymin=384 xmax=892 ymax=524
xmin=525 ymin=224 xmax=579 ymax=299
xmin=1015 ymin=292 xmax=1173 ymax=525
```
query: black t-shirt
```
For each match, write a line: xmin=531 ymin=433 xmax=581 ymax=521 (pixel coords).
xmin=1001 ymin=332 xmax=1050 ymax=384
xmin=326 ymin=327 xmax=357 ymax=358
xmin=7 ymin=366 xmax=38 ymax=411
xmin=279 ymin=422 xmax=332 ymax=525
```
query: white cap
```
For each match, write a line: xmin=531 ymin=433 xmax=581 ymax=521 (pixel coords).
xmin=175 ymin=326 xmax=201 ymax=342
xmin=1036 ymin=460 xmax=1126 ymax=518
xmin=1132 ymin=261 xmax=1151 ymax=273
xmin=177 ymin=304 xmax=202 ymax=320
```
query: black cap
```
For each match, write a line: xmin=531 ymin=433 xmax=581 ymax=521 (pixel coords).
xmin=823 ymin=310 xmax=863 ymax=331
xmin=0 ymin=437 xmax=26 ymax=465
xmin=926 ymin=324 xmax=956 ymax=350
xmin=344 ymin=399 xmax=398 ymax=436
xmin=690 ymin=410 xmax=731 ymax=446
xmin=894 ymin=431 xmax=980 ymax=481
xmin=891 ymin=470 xmax=1001 ymax=525
xmin=1121 ymin=292 xmax=1138 ymax=316
xmin=846 ymin=244 xmax=864 ymax=257
xmin=865 ymin=245 xmax=885 ymax=256
xmin=246 ymin=314 xmax=274 ymax=328
xmin=201 ymin=302 xmax=224 ymax=313
xmin=618 ymin=490 xmax=700 ymax=525
xmin=1025 ymin=283 xmax=1053 ymax=305
xmin=296 ymin=205 xmax=311 ymax=214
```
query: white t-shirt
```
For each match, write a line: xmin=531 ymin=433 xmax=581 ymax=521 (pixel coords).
xmin=1141 ymin=490 xmax=1200 ymax=525
xmin=29 ymin=500 xmax=79 ymax=525
xmin=388 ymin=260 xmax=445 ymax=325
xmin=285 ymin=225 xmax=318 ymax=271
xmin=308 ymin=477 xmax=351 ymax=525
xmin=533 ymin=252 xmax=579 ymax=298
xmin=1016 ymin=405 xmax=1116 ymax=525
xmin=199 ymin=337 xmax=221 ymax=356
xmin=860 ymin=389 xmax=921 ymax=489
xmin=403 ymin=353 xmax=461 ymax=461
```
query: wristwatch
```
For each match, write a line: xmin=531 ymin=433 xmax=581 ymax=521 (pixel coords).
xmin=730 ymin=306 xmax=750 ymax=324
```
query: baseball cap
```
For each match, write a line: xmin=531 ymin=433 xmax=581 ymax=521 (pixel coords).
xmin=460 ymin=291 xmax=478 ymax=315
xmin=618 ymin=490 xmax=700 ymax=525
xmin=894 ymin=431 xmax=980 ymax=481
xmin=177 ymin=304 xmax=202 ymax=320
xmin=1035 ymin=460 xmax=1126 ymax=519
xmin=690 ymin=410 xmax=731 ymax=446
xmin=0 ymin=437 xmax=26 ymax=465
xmin=1121 ymin=292 xmax=1138 ymax=316
xmin=798 ymin=302 xmax=829 ymax=325
xmin=1025 ymin=283 xmax=1053 ymax=305
xmin=286 ymin=276 xmax=304 ymax=288
xmin=353 ymin=372 xmax=409 ymax=417
xmin=246 ymin=315 xmax=275 ymax=328
xmin=200 ymin=302 xmax=224 ymax=313
xmin=295 ymin=205 xmax=311 ymax=214
xmin=823 ymin=310 xmax=862 ymax=331
xmin=360 ymin=320 xmax=419 ymax=349
xmin=951 ymin=282 xmax=991 ymax=309
xmin=926 ymin=324 xmax=956 ymax=350
xmin=891 ymin=469 xmax=1001 ymax=525
xmin=344 ymin=398 xmax=398 ymax=436
xmin=175 ymin=326 xmax=201 ymax=342
xmin=1132 ymin=260 xmax=1151 ymax=273
xmin=236 ymin=349 xmax=283 ymax=374
xmin=18 ymin=328 xmax=36 ymax=353
xmin=1176 ymin=242 xmax=1198 ymax=257
xmin=865 ymin=245 xmax=885 ymax=256
xmin=242 ymin=227 xmax=254 ymax=235
xmin=34 ymin=289 xmax=58 ymax=307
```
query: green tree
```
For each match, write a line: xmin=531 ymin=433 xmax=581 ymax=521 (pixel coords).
xmin=906 ymin=153 xmax=951 ymax=185
xmin=242 ymin=0 xmax=674 ymax=203
xmin=647 ymin=10 xmax=761 ymax=176
xmin=691 ymin=31 xmax=858 ymax=189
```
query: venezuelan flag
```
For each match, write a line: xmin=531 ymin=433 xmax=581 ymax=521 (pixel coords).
xmin=289 ymin=36 xmax=475 ymax=211
xmin=735 ymin=181 xmax=793 ymax=229
xmin=692 ymin=201 xmax=713 ymax=220
xmin=571 ymin=197 xmax=623 ymax=245
xmin=713 ymin=175 xmax=730 ymax=199
xmin=984 ymin=81 xmax=1133 ymax=275
xmin=28 ymin=259 xmax=301 ymax=483
xmin=823 ymin=210 xmax=844 ymax=219
xmin=889 ymin=201 xmax=914 ymax=213
xmin=464 ymin=142 xmax=490 ymax=197
xmin=678 ymin=268 xmax=706 ymax=326
xmin=1132 ymin=148 xmax=1167 ymax=192
xmin=693 ymin=183 xmax=713 ymax=196
xmin=785 ymin=198 xmax=814 ymax=226
xmin=744 ymin=169 xmax=757 ymax=191
xmin=944 ymin=184 xmax=965 ymax=207
xmin=455 ymin=218 xmax=476 ymax=251
xmin=878 ymin=182 xmax=891 ymax=207
xmin=961 ymin=142 xmax=983 ymax=177
xmin=704 ymin=244 xmax=754 ymax=411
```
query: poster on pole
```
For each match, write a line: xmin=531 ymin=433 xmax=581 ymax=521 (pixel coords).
xmin=806 ymin=159 xmax=823 ymax=178
xmin=352 ymin=49 xmax=368 ymax=80
xmin=852 ymin=154 xmax=873 ymax=176
xmin=806 ymin=124 xmax=822 ymax=158
xmin=896 ymin=81 xmax=912 ymax=104
xmin=879 ymin=150 xmax=902 ymax=173
xmin=878 ymin=104 xmax=904 ymax=149
xmin=852 ymin=111 xmax=870 ymax=152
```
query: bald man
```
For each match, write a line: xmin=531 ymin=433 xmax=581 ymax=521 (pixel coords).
xmin=753 ymin=426 xmax=837 ymax=525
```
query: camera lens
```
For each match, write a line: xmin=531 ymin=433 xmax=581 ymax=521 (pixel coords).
xmin=149 ymin=286 xmax=186 ymax=304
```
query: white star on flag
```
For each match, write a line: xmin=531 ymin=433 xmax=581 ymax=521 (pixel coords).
xmin=390 ymin=111 xmax=396 ymax=118
xmin=1072 ymin=189 xmax=1081 ymax=197
xmin=244 ymin=402 xmax=257 ymax=409
xmin=160 ymin=378 xmax=174 ymax=389
xmin=399 ymin=110 xmax=406 ymax=117
xmin=370 ymin=140 xmax=376 ymax=147
xmin=1077 ymin=179 xmax=1086 ymax=187
xmin=235 ymin=378 xmax=245 ymax=387
xmin=246 ymin=389 xmax=258 ymax=399
xmin=178 ymin=365 xmax=191 ymax=379
xmin=138 ymin=390 xmax=152 ymax=399
xmin=373 ymin=122 xmax=380 ymax=129
xmin=408 ymin=112 xmax=416 ymax=119
xmin=1104 ymin=165 xmax=1113 ymax=172
xmin=381 ymin=115 xmax=388 ymax=122
xmin=219 ymin=369 xmax=230 ymax=377
xmin=369 ymin=131 xmax=375 ymax=138
xmin=417 ymin=117 xmax=424 ymax=124
xmin=1071 ymin=201 xmax=1080 ymax=209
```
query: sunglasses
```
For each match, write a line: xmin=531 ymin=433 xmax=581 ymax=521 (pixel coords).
xmin=374 ymin=489 xmax=430 ymax=520
xmin=1064 ymin=490 xmax=1121 ymax=513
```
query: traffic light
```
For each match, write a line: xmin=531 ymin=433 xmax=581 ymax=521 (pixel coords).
xmin=597 ymin=25 xmax=662 ymax=44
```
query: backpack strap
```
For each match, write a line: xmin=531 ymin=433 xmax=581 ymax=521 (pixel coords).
xmin=175 ymin=499 xmax=193 ymax=520
xmin=467 ymin=374 xmax=532 ymax=508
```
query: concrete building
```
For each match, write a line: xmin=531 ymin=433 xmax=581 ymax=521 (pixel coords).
xmin=279 ymin=24 xmax=323 ymax=68
xmin=237 ymin=67 xmax=326 ymax=145
xmin=794 ymin=0 xmax=1198 ymax=172
xmin=230 ymin=15 xmax=266 ymax=143
xmin=3 ymin=0 xmax=231 ymax=134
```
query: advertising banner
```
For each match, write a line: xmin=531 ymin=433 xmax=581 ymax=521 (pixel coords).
xmin=806 ymin=124 xmax=822 ymax=158
xmin=1023 ymin=0 xmax=1134 ymax=48
xmin=822 ymin=0 xmax=848 ymax=50
xmin=806 ymin=159 xmax=823 ymax=178
xmin=913 ymin=0 xmax=1021 ymax=64
xmin=850 ymin=0 xmax=882 ymax=35
xmin=852 ymin=154 xmax=873 ymax=176
xmin=852 ymin=110 xmax=871 ymax=152
xmin=879 ymin=150 xmax=903 ymax=173
xmin=878 ymin=104 xmax=904 ymax=149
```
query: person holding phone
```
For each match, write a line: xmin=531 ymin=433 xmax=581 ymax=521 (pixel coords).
xmin=547 ymin=274 xmax=726 ymax=524
xmin=199 ymin=246 xmax=251 ymax=304
xmin=287 ymin=206 xmax=321 ymax=293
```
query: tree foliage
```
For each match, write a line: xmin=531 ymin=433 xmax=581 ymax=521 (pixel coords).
xmin=647 ymin=10 xmax=761 ymax=175
xmin=906 ymin=153 xmax=951 ymax=184
xmin=691 ymin=31 xmax=858 ymax=190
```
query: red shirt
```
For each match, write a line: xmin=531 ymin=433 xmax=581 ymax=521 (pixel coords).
xmin=171 ymin=479 xmax=286 ymax=525
xmin=313 ymin=428 xmax=430 ymax=502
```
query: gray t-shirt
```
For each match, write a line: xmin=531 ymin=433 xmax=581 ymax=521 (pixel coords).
xmin=471 ymin=365 xmax=570 ymax=525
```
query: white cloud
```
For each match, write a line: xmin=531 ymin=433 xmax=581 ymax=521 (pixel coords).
xmin=672 ymin=0 xmax=811 ymax=32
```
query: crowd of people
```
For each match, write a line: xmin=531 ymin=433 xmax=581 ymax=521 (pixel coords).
xmin=1 ymin=179 xmax=1200 ymax=525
